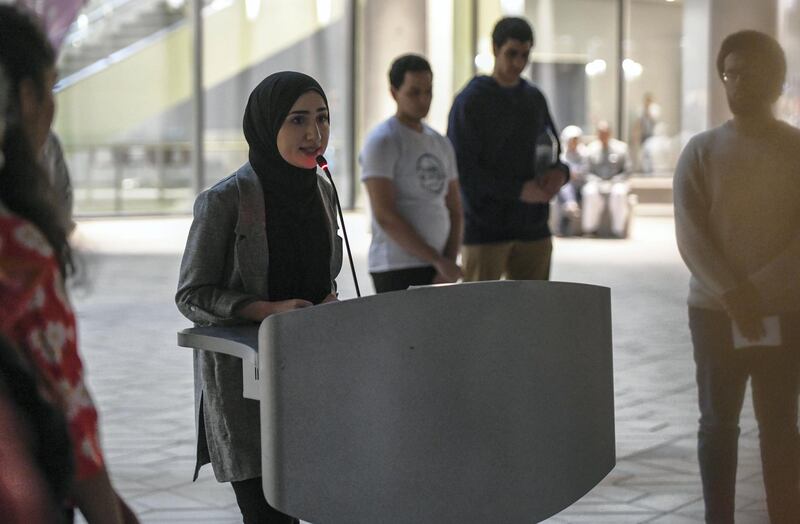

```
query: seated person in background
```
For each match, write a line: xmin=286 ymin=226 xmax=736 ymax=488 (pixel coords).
xmin=640 ymin=122 xmax=677 ymax=175
xmin=360 ymin=54 xmax=462 ymax=293
xmin=553 ymin=125 xmax=588 ymax=236
xmin=0 ymin=6 xmax=137 ymax=523
xmin=581 ymin=120 xmax=632 ymax=237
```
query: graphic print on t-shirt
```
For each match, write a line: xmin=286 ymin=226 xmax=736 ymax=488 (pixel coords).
xmin=417 ymin=153 xmax=446 ymax=193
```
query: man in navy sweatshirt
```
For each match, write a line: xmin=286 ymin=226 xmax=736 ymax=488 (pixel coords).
xmin=447 ymin=17 xmax=568 ymax=282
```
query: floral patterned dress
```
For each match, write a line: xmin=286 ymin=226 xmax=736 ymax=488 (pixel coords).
xmin=0 ymin=205 xmax=104 ymax=480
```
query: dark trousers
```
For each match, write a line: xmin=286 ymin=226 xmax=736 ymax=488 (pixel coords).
xmin=371 ymin=266 xmax=436 ymax=294
xmin=689 ymin=307 xmax=800 ymax=524
xmin=230 ymin=477 xmax=298 ymax=524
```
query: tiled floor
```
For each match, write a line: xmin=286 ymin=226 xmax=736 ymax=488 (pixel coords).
xmin=70 ymin=213 xmax=771 ymax=523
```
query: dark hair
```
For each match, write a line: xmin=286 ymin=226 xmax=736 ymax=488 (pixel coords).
xmin=716 ymin=30 xmax=786 ymax=94
xmin=0 ymin=6 xmax=55 ymax=103
xmin=492 ymin=17 xmax=534 ymax=48
xmin=0 ymin=334 xmax=74 ymax=505
xmin=388 ymin=54 xmax=432 ymax=90
xmin=0 ymin=6 xmax=71 ymax=276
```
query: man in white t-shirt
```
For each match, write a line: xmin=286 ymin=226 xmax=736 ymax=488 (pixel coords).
xmin=360 ymin=54 xmax=463 ymax=293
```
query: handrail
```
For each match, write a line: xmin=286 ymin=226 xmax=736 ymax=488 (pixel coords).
xmin=56 ymin=19 xmax=187 ymax=91
xmin=56 ymin=0 xmax=225 ymax=91
xmin=62 ymin=0 xmax=149 ymax=48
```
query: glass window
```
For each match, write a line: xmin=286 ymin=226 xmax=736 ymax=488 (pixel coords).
xmin=475 ymin=0 xmax=685 ymax=175
xmin=778 ymin=0 xmax=800 ymax=127
xmin=55 ymin=0 xmax=196 ymax=215
xmin=475 ymin=0 xmax=620 ymax=149
xmin=625 ymin=0 xmax=683 ymax=175
xmin=55 ymin=0 xmax=354 ymax=215
xmin=200 ymin=0 xmax=354 ymax=206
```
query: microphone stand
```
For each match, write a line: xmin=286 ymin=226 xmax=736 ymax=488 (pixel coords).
xmin=316 ymin=155 xmax=361 ymax=298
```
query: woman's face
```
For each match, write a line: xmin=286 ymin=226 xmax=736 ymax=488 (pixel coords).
xmin=276 ymin=90 xmax=329 ymax=169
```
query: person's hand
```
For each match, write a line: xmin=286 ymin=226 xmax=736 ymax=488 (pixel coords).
xmin=722 ymin=280 xmax=766 ymax=341
xmin=520 ymin=179 xmax=552 ymax=203
xmin=266 ymin=299 xmax=314 ymax=315
xmin=562 ymin=200 xmax=581 ymax=219
xmin=237 ymin=299 xmax=313 ymax=321
xmin=433 ymin=257 xmax=463 ymax=283
xmin=321 ymin=293 xmax=339 ymax=304
xmin=520 ymin=168 xmax=564 ymax=203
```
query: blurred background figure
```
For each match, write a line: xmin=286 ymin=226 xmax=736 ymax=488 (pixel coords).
xmin=635 ymin=92 xmax=661 ymax=146
xmin=581 ymin=121 xmax=632 ymax=238
xmin=632 ymin=92 xmax=662 ymax=171
xmin=552 ymin=124 xmax=588 ymax=236
xmin=640 ymin=121 xmax=678 ymax=175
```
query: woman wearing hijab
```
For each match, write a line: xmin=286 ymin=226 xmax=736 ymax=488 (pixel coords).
xmin=176 ymin=71 xmax=343 ymax=523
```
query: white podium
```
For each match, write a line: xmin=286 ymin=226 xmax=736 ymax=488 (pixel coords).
xmin=179 ymin=280 xmax=615 ymax=523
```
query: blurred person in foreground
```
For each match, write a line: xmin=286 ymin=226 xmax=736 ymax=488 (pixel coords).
xmin=447 ymin=16 xmax=568 ymax=282
xmin=360 ymin=54 xmax=462 ymax=292
xmin=0 ymin=59 xmax=73 ymax=524
xmin=0 ymin=5 xmax=137 ymax=523
xmin=674 ymin=30 xmax=800 ymax=524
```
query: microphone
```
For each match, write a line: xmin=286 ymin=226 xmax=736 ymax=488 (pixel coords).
xmin=316 ymin=155 xmax=361 ymax=298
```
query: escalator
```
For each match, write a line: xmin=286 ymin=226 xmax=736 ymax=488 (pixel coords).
xmin=54 ymin=0 xmax=353 ymax=214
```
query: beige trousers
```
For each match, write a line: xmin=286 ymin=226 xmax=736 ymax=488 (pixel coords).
xmin=461 ymin=237 xmax=552 ymax=282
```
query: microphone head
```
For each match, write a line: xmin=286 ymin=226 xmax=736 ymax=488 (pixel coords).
xmin=316 ymin=155 xmax=328 ymax=170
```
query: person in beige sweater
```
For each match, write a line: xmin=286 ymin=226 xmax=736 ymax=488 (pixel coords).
xmin=674 ymin=30 xmax=800 ymax=524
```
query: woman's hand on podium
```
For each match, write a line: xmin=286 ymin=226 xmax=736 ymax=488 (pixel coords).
xmin=236 ymin=299 xmax=313 ymax=321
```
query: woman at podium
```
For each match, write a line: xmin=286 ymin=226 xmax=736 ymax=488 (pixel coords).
xmin=176 ymin=72 xmax=343 ymax=523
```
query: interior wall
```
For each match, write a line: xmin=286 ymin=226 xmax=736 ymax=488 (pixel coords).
xmin=359 ymin=0 xmax=426 ymax=140
xmin=426 ymin=0 xmax=456 ymax=133
xmin=525 ymin=0 xmax=619 ymax=134
xmin=681 ymin=0 xmax=711 ymax=139
xmin=708 ymin=0 xmax=778 ymax=126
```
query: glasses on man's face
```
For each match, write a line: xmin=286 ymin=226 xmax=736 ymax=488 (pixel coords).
xmin=721 ymin=69 xmax=764 ymax=84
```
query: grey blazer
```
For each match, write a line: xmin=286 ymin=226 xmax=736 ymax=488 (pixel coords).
xmin=176 ymin=162 xmax=343 ymax=482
